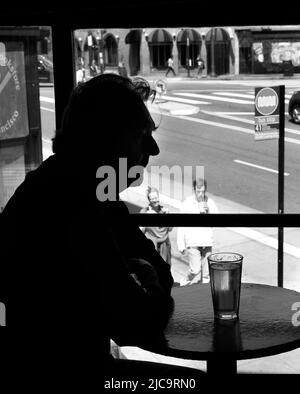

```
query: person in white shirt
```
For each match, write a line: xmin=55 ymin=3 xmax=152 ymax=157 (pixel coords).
xmin=177 ymin=177 xmax=218 ymax=286
xmin=165 ymin=56 xmax=176 ymax=77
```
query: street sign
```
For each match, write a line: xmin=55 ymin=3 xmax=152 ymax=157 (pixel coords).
xmin=254 ymin=86 xmax=281 ymax=140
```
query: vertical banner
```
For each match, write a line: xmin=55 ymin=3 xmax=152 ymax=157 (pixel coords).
xmin=0 ymin=41 xmax=29 ymax=140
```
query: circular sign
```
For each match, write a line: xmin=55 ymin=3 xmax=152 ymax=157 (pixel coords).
xmin=255 ymin=87 xmax=279 ymax=116
xmin=155 ymin=79 xmax=167 ymax=95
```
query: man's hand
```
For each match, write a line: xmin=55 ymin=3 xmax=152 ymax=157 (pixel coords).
xmin=127 ymin=258 xmax=165 ymax=296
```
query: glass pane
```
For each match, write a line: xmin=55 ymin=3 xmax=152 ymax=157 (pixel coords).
xmin=74 ymin=26 xmax=300 ymax=214
xmin=0 ymin=27 xmax=55 ymax=211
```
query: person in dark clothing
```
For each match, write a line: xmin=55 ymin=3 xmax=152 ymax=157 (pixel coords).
xmin=0 ymin=74 xmax=204 ymax=386
xmin=140 ymin=186 xmax=173 ymax=265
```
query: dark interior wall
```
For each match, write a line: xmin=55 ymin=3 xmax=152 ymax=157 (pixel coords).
xmin=0 ymin=2 xmax=298 ymax=27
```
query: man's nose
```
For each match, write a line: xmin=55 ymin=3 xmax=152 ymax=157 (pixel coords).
xmin=147 ymin=135 xmax=160 ymax=156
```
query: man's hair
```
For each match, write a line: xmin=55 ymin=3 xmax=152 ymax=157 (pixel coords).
xmin=193 ymin=177 xmax=207 ymax=190
xmin=52 ymin=74 xmax=156 ymax=157
xmin=146 ymin=186 xmax=159 ymax=199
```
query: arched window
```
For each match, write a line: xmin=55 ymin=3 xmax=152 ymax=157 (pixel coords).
xmin=148 ymin=29 xmax=173 ymax=69
xmin=125 ymin=29 xmax=142 ymax=76
xmin=206 ymin=27 xmax=230 ymax=76
xmin=176 ymin=28 xmax=201 ymax=68
xmin=104 ymin=33 xmax=118 ymax=66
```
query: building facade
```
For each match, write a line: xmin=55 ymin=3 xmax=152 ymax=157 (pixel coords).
xmin=64 ymin=25 xmax=300 ymax=77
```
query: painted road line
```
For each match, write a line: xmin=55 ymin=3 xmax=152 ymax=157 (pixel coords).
xmin=174 ymin=92 xmax=254 ymax=104
xmin=41 ymin=106 xmax=55 ymax=113
xmin=213 ymin=91 xmax=254 ymax=99
xmin=163 ymin=95 xmax=209 ymax=105
xmin=40 ymin=96 xmax=55 ymax=103
xmin=202 ymin=111 xmax=300 ymax=136
xmin=234 ymin=159 xmax=290 ymax=176
xmin=213 ymin=112 xmax=254 ymax=115
xmin=213 ymin=91 xmax=292 ymax=100
xmin=228 ymin=227 xmax=300 ymax=259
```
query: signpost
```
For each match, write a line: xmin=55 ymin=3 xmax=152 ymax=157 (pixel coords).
xmin=254 ymin=85 xmax=285 ymax=287
xmin=254 ymin=86 xmax=281 ymax=140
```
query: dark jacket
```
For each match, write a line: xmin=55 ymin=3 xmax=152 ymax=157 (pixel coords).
xmin=0 ymin=154 xmax=173 ymax=377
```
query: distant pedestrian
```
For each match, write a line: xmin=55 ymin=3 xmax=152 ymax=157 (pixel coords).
xmin=140 ymin=187 xmax=173 ymax=265
xmin=118 ymin=57 xmax=128 ymax=78
xmin=76 ymin=65 xmax=86 ymax=84
xmin=177 ymin=177 xmax=218 ymax=285
xmin=89 ymin=60 xmax=99 ymax=77
xmin=165 ymin=56 xmax=176 ymax=77
xmin=197 ymin=56 xmax=205 ymax=77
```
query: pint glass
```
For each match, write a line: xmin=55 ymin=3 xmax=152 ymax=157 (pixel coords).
xmin=208 ymin=253 xmax=243 ymax=320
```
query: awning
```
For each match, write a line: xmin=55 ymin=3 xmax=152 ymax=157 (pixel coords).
xmin=205 ymin=28 xmax=230 ymax=42
xmin=176 ymin=28 xmax=201 ymax=43
xmin=125 ymin=29 xmax=142 ymax=44
xmin=148 ymin=29 xmax=172 ymax=43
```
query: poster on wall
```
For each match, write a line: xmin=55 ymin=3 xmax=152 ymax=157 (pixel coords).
xmin=0 ymin=40 xmax=29 ymax=140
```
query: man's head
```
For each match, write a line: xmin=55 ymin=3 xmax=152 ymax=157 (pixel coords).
xmin=146 ymin=187 xmax=160 ymax=210
xmin=52 ymin=74 xmax=159 ymax=178
xmin=193 ymin=178 xmax=207 ymax=202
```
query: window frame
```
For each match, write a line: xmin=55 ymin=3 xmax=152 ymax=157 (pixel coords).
xmin=1 ymin=6 xmax=299 ymax=289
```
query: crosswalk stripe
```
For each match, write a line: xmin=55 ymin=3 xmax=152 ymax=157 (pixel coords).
xmin=173 ymin=91 xmax=292 ymax=105
xmin=162 ymin=95 xmax=209 ymax=105
xmin=213 ymin=91 xmax=293 ymax=100
xmin=174 ymin=92 xmax=253 ymax=104
xmin=213 ymin=92 xmax=254 ymax=99
xmin=41 ymin=106 xmax=55 ymax=113
xmin=40 ymin=96 xmax=55 ymax=103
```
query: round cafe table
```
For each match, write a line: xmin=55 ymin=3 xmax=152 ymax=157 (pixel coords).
xmin=156 ymin=283 xmax=300 ymax=374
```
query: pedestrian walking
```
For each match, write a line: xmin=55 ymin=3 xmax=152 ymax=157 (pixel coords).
xmin=177 ymin=177 xmax=218 ymax=286
xmin=118 ymin=56 xmax=128 ymax=78
xmin=197 ymin=56 xmax=205 ymax=77
xmin=140 ymin=187 xmax=173 ymax=266
xmin=89 ymin=59 xmax=99 ymax=77
xmin=165 ymin=55 xmax=176 ymax=77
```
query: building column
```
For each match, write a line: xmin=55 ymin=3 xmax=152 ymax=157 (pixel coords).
xmin=200 ymin=32 xmax=207 ymax=77
xmin=140 ymin=31 xmax=150 ymax=75
xmin=171 ymin=31 xmax=179 ymax=74
xmin=228 ymin=27 xmax=237 ymax=76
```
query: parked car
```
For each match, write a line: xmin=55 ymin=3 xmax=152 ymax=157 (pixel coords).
xmin=288 ymin=90 xmax=300 ymax=124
